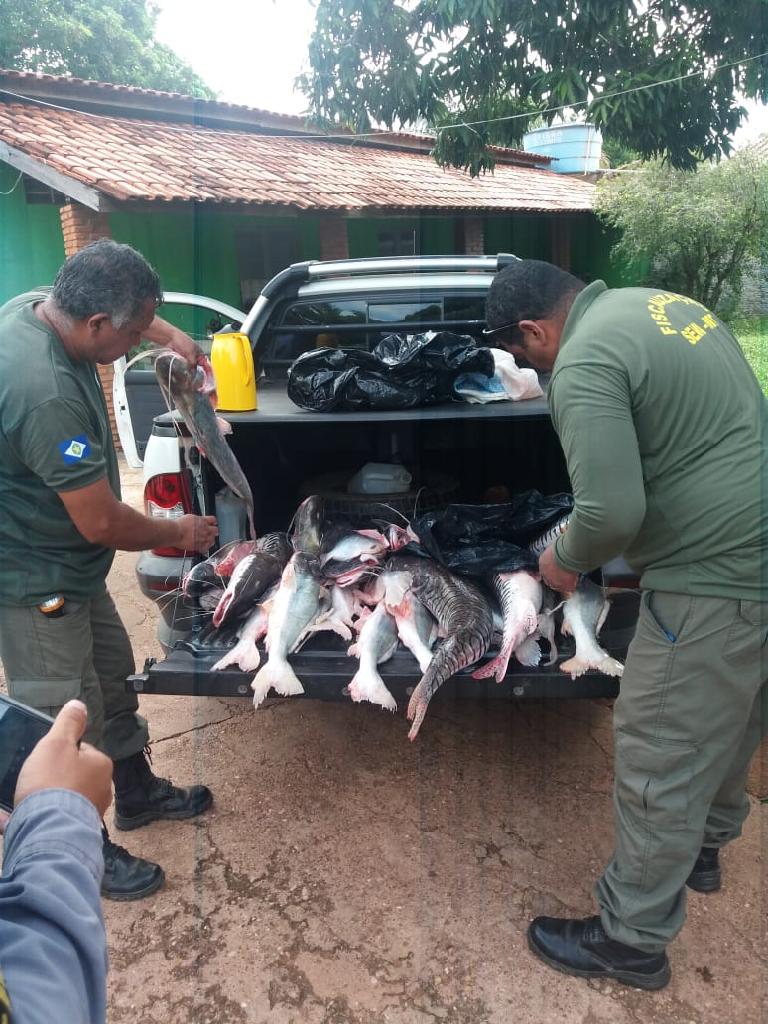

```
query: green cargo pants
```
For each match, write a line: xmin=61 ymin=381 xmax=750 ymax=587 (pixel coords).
xmin=595 ymin=590 xmax=767 ymax=952
xmin=0 ymin=587 xmax=149 ymax=761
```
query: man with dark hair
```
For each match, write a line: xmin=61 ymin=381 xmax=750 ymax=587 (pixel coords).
xmin=485 ymin=259 xmax=767 ymax=989
xmin=0 ymin=239 xmax=219 ymax=901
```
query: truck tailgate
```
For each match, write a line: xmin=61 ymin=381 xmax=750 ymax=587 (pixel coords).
xmin=128 ymin=590 xmax=639 ymax=701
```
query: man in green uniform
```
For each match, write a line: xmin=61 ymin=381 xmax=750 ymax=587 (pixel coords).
xmin=485 ymin=259 xmax=767 ymax=990
xmin=0 ymin=239 xmax=220 ymax=900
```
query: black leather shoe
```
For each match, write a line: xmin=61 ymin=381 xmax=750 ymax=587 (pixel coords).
xmin=686 ymin=846 xmax=721 ymax=893
xmin=113 ymin=748 xmax=213 ymax=831
xmin=527 ymin=915 xmax=671 ymax=991
xmin=102 ymin=834 xmax=165 ymax=901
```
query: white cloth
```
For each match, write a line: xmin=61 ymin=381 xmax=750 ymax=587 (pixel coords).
xmin=454 ymin=349 xmax=543 ymax=404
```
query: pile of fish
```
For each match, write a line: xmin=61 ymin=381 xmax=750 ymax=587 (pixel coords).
xmin=182 ymin=495 xmax=624 ymax=741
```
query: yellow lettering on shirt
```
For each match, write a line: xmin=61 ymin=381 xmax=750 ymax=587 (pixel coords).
xmin=682 ymin=321 xmax=706 ymax=345
xmin=648 ymin=294 xmax=715 ymax=342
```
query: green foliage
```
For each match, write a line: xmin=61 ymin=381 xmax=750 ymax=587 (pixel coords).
xmin=731 ymin=316 xmax=768 ymax=395
xmin=300 ymin=0 xmax=768 ymax=175
xmin=594 ymin=152 xmax=768 ymax=313
xmin=0 ymin=0 xmax=214 ymax=97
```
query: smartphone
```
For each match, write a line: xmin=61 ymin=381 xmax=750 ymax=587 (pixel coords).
xmin=0 ymin=695 xmax=54 ymax=813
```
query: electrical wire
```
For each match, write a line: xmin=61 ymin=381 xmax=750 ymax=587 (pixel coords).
xmin=0 ymin=48 xmax=766 ymax=142
xmin=0 ymin=168 xmax=23 ymax=194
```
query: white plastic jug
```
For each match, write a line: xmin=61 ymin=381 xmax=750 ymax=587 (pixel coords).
xmin=215 ymin=487 xmax=249 ymax=544
xmin=347 ymin=463 xmax=412 ymax=495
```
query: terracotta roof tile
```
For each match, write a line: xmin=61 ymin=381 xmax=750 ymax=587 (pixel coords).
xmin=0 ymin=69 xmax=549 ymax=167
xmin=0 ymin=101 xmax=594 ymax=212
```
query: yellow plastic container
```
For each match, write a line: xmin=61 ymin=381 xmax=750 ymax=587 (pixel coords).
xmin=210 ymin=331 xmax=257 ymax=411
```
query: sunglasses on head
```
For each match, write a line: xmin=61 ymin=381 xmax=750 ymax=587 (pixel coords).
xmin=482 ymin=320 xmax=520 ymax=338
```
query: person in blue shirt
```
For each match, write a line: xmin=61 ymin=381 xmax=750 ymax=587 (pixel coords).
xmin=0 ymin=700 xmax=112 ymax=1024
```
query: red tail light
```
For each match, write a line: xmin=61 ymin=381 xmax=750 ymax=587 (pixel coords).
xmin=144 ymin=472 xmax=193 ymax=556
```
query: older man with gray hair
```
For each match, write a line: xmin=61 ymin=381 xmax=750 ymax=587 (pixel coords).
xmin=0 ymin=239 xmax=219 ymax=901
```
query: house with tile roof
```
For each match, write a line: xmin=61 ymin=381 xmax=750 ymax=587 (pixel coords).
xmin=0 ymin=68 xmax=622 ymax=315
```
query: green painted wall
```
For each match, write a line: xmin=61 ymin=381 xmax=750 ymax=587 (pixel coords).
xmin=0 ymin=165 xmax=65 ymax=304
xmin=484 ymin=214 xmax=552 ymax=261
xmin=109 ymin=208 xmax=321 ymax=335
xmin=0 ymin=156 xmax=633 ymax=321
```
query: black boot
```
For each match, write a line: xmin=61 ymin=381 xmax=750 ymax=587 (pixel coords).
xmin=101 ymin=827 xmax=165 ymax=901
xmin=113 ymin=747 xmax=213 ymax=832
xmin=527 ymin=915 xmax=671 ymax=991
xmin=686 ymin=846 xmax=722 ymax=893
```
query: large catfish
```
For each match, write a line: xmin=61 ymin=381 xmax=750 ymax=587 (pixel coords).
xmin=154 ymin=351 xmax=255 ymax=538
xmin=386 ymin=556 xmax=493 ymax=741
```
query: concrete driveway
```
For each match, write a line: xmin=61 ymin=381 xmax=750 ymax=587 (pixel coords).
xmin=5 ymin=457 xmax=767 ymax=1023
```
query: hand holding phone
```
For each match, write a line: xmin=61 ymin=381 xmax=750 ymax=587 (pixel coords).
xmin=1 ymin=698 xmax=113 ymax=817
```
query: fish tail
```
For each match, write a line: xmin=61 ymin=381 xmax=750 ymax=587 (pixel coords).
xmin=348 ymin=666 xmax=397 ymax=712
xmin=406 ymin=688 xmax=429 ymax=741
xmin=251 ymin=657 xmax=304 ymax=706
xmin=513 ymin=636 xmax=541 ymax=668
xmin=472 ymin=644 xmax=513 ymax=682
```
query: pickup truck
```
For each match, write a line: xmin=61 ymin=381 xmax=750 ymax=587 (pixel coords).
xmin=128 ymin=254 xmax=640 ymax=702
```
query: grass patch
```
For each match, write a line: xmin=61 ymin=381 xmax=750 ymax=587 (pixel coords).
xmin=729 ymin=315 xmax=768 ymax=395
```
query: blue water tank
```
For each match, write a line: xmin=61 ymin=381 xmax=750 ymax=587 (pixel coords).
xmin=523 ymin=123 xmax=603 ymax=173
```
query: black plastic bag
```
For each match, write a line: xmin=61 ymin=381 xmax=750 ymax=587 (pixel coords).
xmin=408 ymin=491 xmax=574 ymax=576
xmin=287 ymin=331 xmax=494 ymax=412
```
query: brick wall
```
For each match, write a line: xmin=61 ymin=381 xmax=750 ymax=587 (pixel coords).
xmin=59 ymin=203 xmax=121 ymax=449
xmin=319 ymin=217 xmax=349 ymax=261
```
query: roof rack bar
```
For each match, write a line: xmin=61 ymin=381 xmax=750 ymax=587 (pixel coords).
xmin=305 ymin=254 xmax=518 ymax=279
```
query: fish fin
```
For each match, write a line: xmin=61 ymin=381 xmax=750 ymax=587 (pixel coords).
xmin=544 ymin=638 xmax=559 ymax=666
xmin=513 ymin=636 xmax=541 ymax=668
xmin=212 ymin=590 xmax=234 ymax=628
xmin=348 ymin=668 xmax=397 ymax=712
xmin=309 ymin=617 xmax=353 ymax=641
xmin=472 ymin=646 xmax=512 ymax=682
xmin=559 ymin=655 xmax=589 ymax=679
xmin=216 ymin=416 xmax=232 ymax=436
xmin=237 ymin=645 xmax=262 ymax=673
xmin=596 ymin=597 xmax=611 ymax=637
xmin=597 ymin=655 xmax=624 ymax=677
xmin=560 ymin=616 xmax=573 ymax=638
xmin=251 ymin=658 xmax=304 ymax=703
xmin=212 ymin=650 xmax=237 ymax=671
xmin=356 ymin=528 xmax=387 ymax=544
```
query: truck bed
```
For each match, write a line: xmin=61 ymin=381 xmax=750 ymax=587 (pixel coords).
xmin=139 ymin=378 xmax=639 ymax=701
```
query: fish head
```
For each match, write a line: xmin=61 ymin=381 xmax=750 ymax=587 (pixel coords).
xmin=182 ymin=560 xmax=219 ymax=597
xmin=255 ymin=531 xmax=293 ymax=566
xmin=292 ymin=551 xmax=324 ymax=580
xmin=154 ymin=351 xmax=199 ymax=396
xmin=386 ymin=523 xmax=420 ymax=551
xmin=290 ymin=495 xmax=325 ymax=556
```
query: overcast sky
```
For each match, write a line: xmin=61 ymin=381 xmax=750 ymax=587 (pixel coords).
xmin=154 ymin=0 xmax=767 ymax=143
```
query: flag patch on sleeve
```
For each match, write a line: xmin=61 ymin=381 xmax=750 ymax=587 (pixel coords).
xmin=58 ymin=434 xmax=91 ymax=464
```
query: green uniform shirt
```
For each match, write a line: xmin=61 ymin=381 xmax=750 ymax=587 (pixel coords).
xmin=549 ymin=281 xmax=767 ymax=600
xmin=0 ymin=291 xmax=121 ymax=605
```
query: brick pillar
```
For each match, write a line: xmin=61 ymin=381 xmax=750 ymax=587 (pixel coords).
xmin=551 ymin=216 xmax=572 ymax=271
xmin=319 ymin=217 xmax=349 ymax=261
xmin=462 ymin=216 xmax=485 ymax=255
xmin=59 ymin=203 xmax=121 ymax=450
xmin=60 ymin=202 xmax=111 ymax=255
